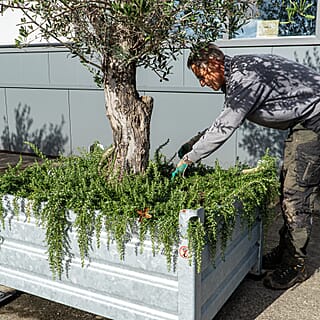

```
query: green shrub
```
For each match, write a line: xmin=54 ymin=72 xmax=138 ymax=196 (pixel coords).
xmin=0 ymin=146 xmax=280 ymax=277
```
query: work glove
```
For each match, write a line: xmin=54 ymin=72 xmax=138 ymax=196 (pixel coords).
xmin=171 ymin=159 xmax=190 ymax=180
xmin=177 ymin=130 xmax=206 ymax=159
xmin=241 ymin=159 xmax=268 ymax=174
xmin=178 ymin=143 xmax=192 ymax=159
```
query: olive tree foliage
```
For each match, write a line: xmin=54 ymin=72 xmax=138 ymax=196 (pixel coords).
xmin=1 ymin=0 xmax=254 ymax=175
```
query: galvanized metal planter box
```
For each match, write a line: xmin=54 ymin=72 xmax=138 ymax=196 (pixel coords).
xmin=0 ymin=195 xmax=262 ymax=320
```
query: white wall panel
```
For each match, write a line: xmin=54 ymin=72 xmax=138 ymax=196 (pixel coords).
xmin=0 ymin=88 xmax=8 ymax=150
xmin=68 ymin=90 xmax=111 ymax=154
xmin=49 ymin=52 xmax=97 ymax=88
xmin=224 ymin=46 xmax=273 ymax=56
xmin=0 ymin=53 xmax=23 ymax=85
xmin=147 ymin=91 xmax=237 ymax=168
xmin=272 ymin=46 xmax=320 ymax=68
xmin=137 ymin=51 xmax=185 ymax=91
xmin=5 ymin=88 xmax=71 ymax=155
xmin=0 ymin=52 xmax=49 ymax=86
xmin=0 ymin=44 xmax=319 ymax=166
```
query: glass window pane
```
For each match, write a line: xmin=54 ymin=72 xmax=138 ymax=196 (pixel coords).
xmin=232 ymin=0 xmax=317 ymax=39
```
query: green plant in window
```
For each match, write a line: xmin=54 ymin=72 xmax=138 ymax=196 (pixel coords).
xmin=281 ymin=0 xmax=315 ymax=24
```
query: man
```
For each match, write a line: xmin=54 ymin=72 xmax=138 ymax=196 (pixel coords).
xmin=175 ymin=43 xmax=320 ymax=290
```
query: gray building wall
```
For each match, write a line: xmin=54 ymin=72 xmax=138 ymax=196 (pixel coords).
xmin=0 ymin=44 xmax=319 ymax=167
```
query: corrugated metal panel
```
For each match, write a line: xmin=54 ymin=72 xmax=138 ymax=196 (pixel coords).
xmin=0 ymin=195 xmax=262 ymax=320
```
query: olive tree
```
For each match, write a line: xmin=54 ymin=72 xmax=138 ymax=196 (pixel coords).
xmin=2 ymin=0 xmax=254 ymax=174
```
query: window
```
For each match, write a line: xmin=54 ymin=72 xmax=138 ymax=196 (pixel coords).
xmin=231 ymin=0 xmax=317 ymax=40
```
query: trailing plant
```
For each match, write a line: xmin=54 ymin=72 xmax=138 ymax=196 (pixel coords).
xmin=0 ymin=146 xmax=280 ymax=278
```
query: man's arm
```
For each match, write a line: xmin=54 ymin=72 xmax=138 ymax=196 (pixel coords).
xmin=183 ymin=77 xmax=269 ymax=163
xmin=183 ymin=106 xmax=247 ymax=163
xmin=178 ymin=129 xmax=208 ymax=159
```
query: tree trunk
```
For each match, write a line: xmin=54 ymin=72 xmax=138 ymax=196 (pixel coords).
xmin=104 ymin=61 xmax=153 ymax=175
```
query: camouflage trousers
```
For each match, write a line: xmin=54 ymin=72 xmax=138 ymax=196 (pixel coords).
xmin=280 ymin=125 xmax=320 ymax=263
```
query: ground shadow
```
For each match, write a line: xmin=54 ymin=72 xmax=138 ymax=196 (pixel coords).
xmin=0 ymin=292 xmax=103 ymax=320
xmin=1 ymin=103 xmax=68 ymax=156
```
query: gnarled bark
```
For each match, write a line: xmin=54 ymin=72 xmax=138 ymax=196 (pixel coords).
xmin=104 ymin=61 xmax=153 ymax=175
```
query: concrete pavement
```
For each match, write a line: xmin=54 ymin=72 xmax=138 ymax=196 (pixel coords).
xmin=215 ymin=212 xmax=320 ymax=319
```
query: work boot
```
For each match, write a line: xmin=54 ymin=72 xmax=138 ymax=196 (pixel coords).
xmin=263 ymin=261 xmax=308 ymax=290
xmin=262 ymin=245 xmax=283 ymax=270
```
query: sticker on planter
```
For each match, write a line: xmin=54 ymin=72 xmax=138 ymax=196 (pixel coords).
xmin=179 ymin=245 xmax=189 ymax=259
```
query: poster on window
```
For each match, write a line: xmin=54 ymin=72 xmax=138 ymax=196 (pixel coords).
xmin=257 ymin=20 xmax=279 ymax=37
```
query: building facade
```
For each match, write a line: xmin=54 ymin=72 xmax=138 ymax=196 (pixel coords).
xmin=0 ymin=2 xmax=319 ymax=167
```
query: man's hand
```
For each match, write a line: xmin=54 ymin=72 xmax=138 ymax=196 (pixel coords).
xmin=171 ymin=159 xmax=192 ymax=180
xmin=177 ymin=130 xmax=206 ymax=159
xmin=178 ymin=143 xmax=192 ymax=159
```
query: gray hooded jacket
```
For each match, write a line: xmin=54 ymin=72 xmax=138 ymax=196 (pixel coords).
xmin=185 ymin=54 xmax=320 ymax=163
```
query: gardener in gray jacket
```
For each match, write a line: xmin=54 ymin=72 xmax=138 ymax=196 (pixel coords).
xmin=175 ymin=43 xmax=320 ymax=290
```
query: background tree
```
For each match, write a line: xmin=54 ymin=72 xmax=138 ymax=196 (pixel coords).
xmin=2 ymin=0 xmax=254 ymax=175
